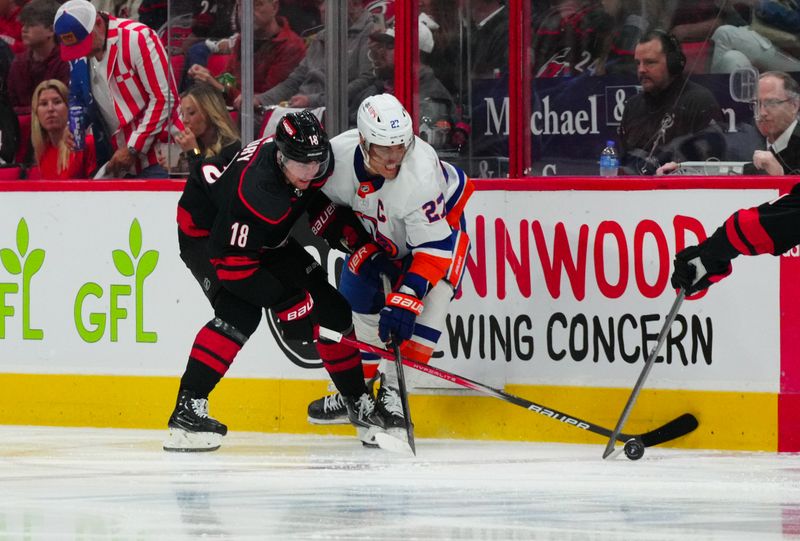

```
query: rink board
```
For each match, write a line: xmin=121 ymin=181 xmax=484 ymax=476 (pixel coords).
xmin=0 ymin=178 xmax=796 ymax=452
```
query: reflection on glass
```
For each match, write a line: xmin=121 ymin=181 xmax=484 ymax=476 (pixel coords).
xmin=528 ymin=0 xmax=800 ymax=177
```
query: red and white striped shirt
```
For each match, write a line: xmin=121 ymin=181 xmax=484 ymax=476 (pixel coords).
xmin=99 ymin=15 xmax=183 ymax=172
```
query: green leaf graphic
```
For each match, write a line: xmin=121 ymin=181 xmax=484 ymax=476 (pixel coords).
xmin=112 ymin=249 xmax=135 ymax=277
xmin=137 ymin=250 xmax=159 ymax=278
xmin=130 ymin=220 xmax=142 ymax=259
xmin=17 ymin=219 xmax=29 ymax=257
xmin=0 ymin=248 xmax=21 ymax=275
xmin=23 ymin=249 xmax=45 ymax=276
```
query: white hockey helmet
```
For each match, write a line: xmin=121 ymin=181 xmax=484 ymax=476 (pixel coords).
xmin=357 ymin=93 xmax=415 ymax=154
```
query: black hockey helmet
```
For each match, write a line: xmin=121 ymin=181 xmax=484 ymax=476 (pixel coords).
xmin=275 ymin=110 xmax=330 ymax=166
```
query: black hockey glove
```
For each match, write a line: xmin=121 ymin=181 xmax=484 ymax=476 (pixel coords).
xmin=670 ymin=245 xmax=732 ymax=295
xmin=271 ymin=292 xmax=316 ymax=344
xmin=308 ymin=196 xmax=369 ymax=253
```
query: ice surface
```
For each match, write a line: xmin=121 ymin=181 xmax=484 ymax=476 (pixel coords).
xmin=0 ymin=426 xmax=799 ymax=540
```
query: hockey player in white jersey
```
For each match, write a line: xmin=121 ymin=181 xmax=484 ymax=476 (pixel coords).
xmin=307 ymin=93 xmax=474 ymax=433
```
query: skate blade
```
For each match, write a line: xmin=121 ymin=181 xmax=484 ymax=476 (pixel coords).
xmin=374 ymin=431 xmax=414 ymax=455
xmin=163 ymin=428 xmax=223 ymax=452
xmin=307 ymin=416 xmax=350 ymax=426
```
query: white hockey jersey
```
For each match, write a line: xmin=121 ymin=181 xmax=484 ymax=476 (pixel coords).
xmin=323 ymin=129 xmax=473 ymax=293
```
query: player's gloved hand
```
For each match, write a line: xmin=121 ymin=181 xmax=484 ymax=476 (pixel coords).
xmin=670 ymin=245 xmax=732 ymax=295
xmin=272 ymin=292 xmax=315 ymax=344
xmin=379 ymin=289 xmax=424 ymax=343
xmin=348 ymin=243 xmax=403 ymax=285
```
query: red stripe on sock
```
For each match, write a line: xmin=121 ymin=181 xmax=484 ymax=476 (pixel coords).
xmin=323 ymin=355 xmax=362 ymax=373
xmin=317 ymin=331 xmax=363 ymax=374
xmin=190 ymin=347 xmax=230 ymax=375
xmin=195 ymin=326 xmax=242 ymax=361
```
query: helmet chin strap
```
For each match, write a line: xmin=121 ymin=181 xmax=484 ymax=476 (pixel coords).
xmin=359 ymin=139 xmax=373 ymax=171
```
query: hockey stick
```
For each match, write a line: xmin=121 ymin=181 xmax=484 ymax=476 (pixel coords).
xmin=318 ymin=327 xmax=698 ymax=453
xmin=602 ymin=289 xmax=688 ymax=459
xmin=376 ymin=274 xmax=416 ymax=455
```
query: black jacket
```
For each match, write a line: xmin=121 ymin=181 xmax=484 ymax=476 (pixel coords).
xmin=619 ymin=76 xmax=723 ymax=174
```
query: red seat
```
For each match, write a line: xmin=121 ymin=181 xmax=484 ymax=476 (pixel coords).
xmin=0 ymin=166 xmax=22 ymax=180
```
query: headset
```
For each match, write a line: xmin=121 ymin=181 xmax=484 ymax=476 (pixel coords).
xmin=645 ymin=29 xmax=686 ymax=77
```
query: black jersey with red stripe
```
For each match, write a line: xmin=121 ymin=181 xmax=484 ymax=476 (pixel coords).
xmin=702 ymin=182 xmax=800 ymax=263
xmin=176 ymin=142 xmax=242 ymax=238
xmin=207 ymin=137 xmax=334 ymax=284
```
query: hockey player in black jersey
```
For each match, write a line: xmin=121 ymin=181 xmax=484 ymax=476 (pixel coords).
xmin=165 ymin=111 xmax=388 ymax=452
xmin=671 ymin=182 xmax=800 ymax=294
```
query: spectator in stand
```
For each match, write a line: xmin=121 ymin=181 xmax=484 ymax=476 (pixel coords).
xmin=30 ymin=79 xmax=96 ymax=178
xmin=353 ymin=20 xmax=462 ymax=151
xmin=710 ymin=2 xmax=800 ymax=74
xmin=596 ymin=0 xmax=653 ymax=76
xmin=176 ymin=0 xmax=237 ymax=75
xmin=468 ymin=0 xmax=508 ymax=79
xmin=655 ymin=0 xmax=746 ymax=45
xmin=280 ymin=0 xmax=322 ymax=36
xmin=91 ymin=0 xmax=137 ymax=19
xmin=8 ymin=0 xmax=69 ymax=111
xmin=252 ymin=0 xmax=377 ymax=114
xmin=419 ymin=0 xmax=463 ymax=96
xmin=659 ymin=71 xmax=800 ymax=176
xmin=618 ymin=30 xmax=723 ymax=174
xmin=157 ymin=83 xmax=240 ymax=174
xmin=53 ymin=0 xmax=182 ymax=178
xmin=0 ymin=38 xmax=19 ymax=165
xmin=185 ymin=0 xmax=306 ymax=109
xmin=532 ymin=0 xmax=613 ymax=77
xmin=136 ymin=0 xmax=195 ymax=32
xmin=0 ymin=0 xmax=25 ymax=55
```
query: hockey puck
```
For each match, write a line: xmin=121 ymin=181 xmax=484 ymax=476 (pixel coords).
xmin=623 ymin=439 xmax=645 ymax=460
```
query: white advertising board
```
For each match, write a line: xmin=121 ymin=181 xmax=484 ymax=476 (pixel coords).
xmin=0 ymin=185 xmax=783 ymax=393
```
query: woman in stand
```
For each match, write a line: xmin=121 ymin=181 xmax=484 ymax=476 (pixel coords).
xmin=30 ymin=79 xmax=96 ymax=179
xmin=161 ymin=83 xmax=241 ymax=175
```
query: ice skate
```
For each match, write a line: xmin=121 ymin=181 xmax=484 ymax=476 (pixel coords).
xmin=307 ymin=375 xmax=379 ymax=425
xmin=372 ymin=375 xmax=414 ymax=454
xmin=376 ymin=374 xmax=406 ymax=436
xmin=307 ymin=391 xmax=349 ymax=425
xmin=345 ymin=392 xmax=386 ymax=447
xmin=164 ymin=389 xmax=227 ymax=452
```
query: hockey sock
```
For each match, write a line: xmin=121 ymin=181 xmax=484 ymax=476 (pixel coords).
xmin=181 ymin=318 xmax=247 ymax=396
xmin=317 ymin=330 xmax=369 ymax=397
xmin=379 ymin=359 xmax=399 ymax=388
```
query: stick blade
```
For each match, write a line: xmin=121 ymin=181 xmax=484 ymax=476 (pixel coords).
xmin=639 ymin=413 xmax=698 ymax=448
xmin=374 ymin=431 xmax=415 ymax=455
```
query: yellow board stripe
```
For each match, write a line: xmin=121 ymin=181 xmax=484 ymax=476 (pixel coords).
xmin=0 ymin=374 xmax=777 ymax=451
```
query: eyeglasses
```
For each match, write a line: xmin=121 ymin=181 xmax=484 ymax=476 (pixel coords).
xmin=756 ymin=98 xmax=793 ymax=110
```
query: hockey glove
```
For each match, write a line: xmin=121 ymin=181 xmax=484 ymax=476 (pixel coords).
xmin=670 ymin=245 xmax=732 ymax=295
xmin=348 ymin=243 xmax=403 ymax=285
xmin=378 ymin=289 xmax=424 ymax=343
xmin=308 ymin=196 xmax=370 ymax=253
xmin=272 ymin=292 xmax=316 ymax=344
